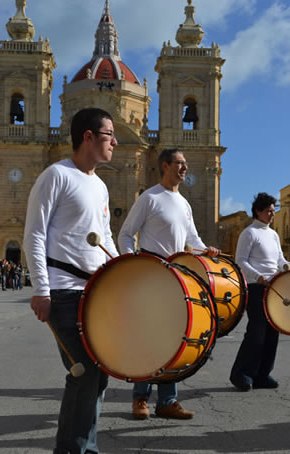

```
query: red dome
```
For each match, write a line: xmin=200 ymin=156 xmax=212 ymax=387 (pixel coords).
xmin=71 ymin=57 xmax=140 ymax=84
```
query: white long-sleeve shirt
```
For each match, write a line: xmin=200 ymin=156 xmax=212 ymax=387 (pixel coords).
xmin=235 ymin=219 xmax=288 ymax=284
xmin=23 ymin=159 xmax=118 ymax=296
xmin=118 ymin=183 xmax=207 ymax=257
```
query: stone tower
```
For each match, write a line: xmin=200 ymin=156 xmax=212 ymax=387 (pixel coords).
xmin=0 ymin=0 xmax=55 ymax=262
xmin=155 ymin=0 xmax=226 ymax=244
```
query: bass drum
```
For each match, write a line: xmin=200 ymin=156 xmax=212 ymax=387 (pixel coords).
xmin=78 ymin=253 xmax=217 ymax=383
xmin=264 ymin=271 xmax=290 ymax=335
xmin=168 ymin=253 xmax=248 ymax=337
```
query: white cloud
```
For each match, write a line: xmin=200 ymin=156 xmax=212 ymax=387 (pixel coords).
xmin=2 ymin=0 xmax=290 ymax=92
xmin=220 ymin=197 xmax=246 ymax=216
xmin=0 ymin=0 xmax=258 ymax=75
xmin=222 ymin=3 xmax=290 ymax=91
xmin=195 ymin=0 xmax=257 ymax=26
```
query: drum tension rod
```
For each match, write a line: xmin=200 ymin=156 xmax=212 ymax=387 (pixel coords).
xmin=186 ymin=294 xmax=210 ymax=308
xmin=161 ymin=365 xmax=193 ymax=376
xmin=183 ymin=332 xmax=210 ymax=346
xmin=208 ymin=268 xmax=231 ymax=278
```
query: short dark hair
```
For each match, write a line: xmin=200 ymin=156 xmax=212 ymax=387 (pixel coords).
xmin=70 ymin=108 xmax=113 ymax=150
xmin=157 ymin=148 xmax=180 ymax=176
xmin=251 ymin=192 xmax=277 ymax=218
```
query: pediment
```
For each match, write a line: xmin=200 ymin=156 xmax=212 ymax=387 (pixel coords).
xmin=6 ymin=71 xmax=30 ymax=80
xmin=178 ymin=76 xmax=206 ymax=87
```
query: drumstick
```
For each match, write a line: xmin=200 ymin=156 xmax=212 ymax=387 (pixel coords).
xmin=86 ymin=232 xmax=114 ymax=259
xmin=47 ymin=321 xmax=85 ymax=377
xmin=268 ymin=285 xmax=290 ymax=307
xmin=184 ymin=244 xmax=232 ymax=257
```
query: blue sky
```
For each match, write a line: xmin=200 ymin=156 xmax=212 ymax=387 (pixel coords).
xmin=1 ymin=0 xmax=290 ymax=215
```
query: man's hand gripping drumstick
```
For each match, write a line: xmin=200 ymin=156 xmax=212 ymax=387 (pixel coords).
xmin=86 ymin=232 xmax=114 ymax=259
xmin=31 ymin=296 xmax=85 ymax=377
xmin=185 ymin=244 xmax=224 ymax=258
xmin=258 ymin=264 xmax=290 ymax=306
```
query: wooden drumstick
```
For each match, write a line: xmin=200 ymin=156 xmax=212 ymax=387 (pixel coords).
xmin=86 ymin=232 xmax=114 ymax=259
xmin=47 ymin=321 xmax=85 ymax=377
xmin=185 ymin=244 xmax=232 ymax=257
xmin=268 ymin=285 xmax=290 ymax=307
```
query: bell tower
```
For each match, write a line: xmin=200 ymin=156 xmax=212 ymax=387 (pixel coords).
xmin=155 ymin=0 xmax=226 ymax=244
xmin=0 ymin=0 xmax=55 ymax=140
xmin=0 ymin=0 xmax=56 ymax=262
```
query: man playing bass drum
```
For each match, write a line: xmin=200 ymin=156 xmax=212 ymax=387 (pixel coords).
xmin=230 ymin=192 xmax=289 ymax=391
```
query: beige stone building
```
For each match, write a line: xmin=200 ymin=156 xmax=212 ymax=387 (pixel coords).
xmin=0 ymin=0 xmax=226 ymax=265
xmin=274 ymin=185 xmax=290 ymax=260
xmin=219 ymin=190 xmax=290 ymax=260
xmin=218 ymin=211 xmax=251 ymax=256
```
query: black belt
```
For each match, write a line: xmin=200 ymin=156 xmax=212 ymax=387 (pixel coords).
xmin=47 ymin=257 xmax=92 ymax=280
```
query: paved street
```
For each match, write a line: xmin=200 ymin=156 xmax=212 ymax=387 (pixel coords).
xmin=0 ymin=287 xmax=290 ymax=454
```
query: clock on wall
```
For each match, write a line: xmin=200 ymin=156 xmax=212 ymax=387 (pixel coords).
xmin=8 ymin=168 xmax=23 ymax=183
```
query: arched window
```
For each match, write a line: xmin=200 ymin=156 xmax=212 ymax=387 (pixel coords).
xmin=6 ymin=240 xmax=21 ymax=264
xmin=10 ymin=93 xmax=25 ymax=125
xmin=182 ymin=97 xmax=198 ymax=130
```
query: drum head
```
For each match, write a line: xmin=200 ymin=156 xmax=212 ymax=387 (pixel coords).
xmin=79 ymin=254 xmax=189 ymax=380
xmin=168 ymin=253 xmax=247 ymax=337
xmin=264 ymin=271 xmax=290 ymax=335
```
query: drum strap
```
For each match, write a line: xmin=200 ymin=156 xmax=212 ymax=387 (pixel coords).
xmin=47 ymin=257 xmax=92 ymax=280
xmin=140 ymin=248 xmax=166 ymax=260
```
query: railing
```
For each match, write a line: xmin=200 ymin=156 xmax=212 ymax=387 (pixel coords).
xmin=0 ymin=125 xmax=68 ymax=143
xmin=161 ymin=46 xmax=221 ymax=59
xmin=2 ymin=125 xmax=33 ymax=139
xmin=145 ymin=130 xmax=159 ymax=144
xmin=141 ymin=128 xmax=219 ymax=145
xmin=48 ymin=127 xmax=67 ymax=143
xmin=0 ymin=40 xmax=52 ymax=53
xmin=1 ymin=124 xmax=219 ymax=146
xmin=181 ymin=129 xmax=219 ymax=145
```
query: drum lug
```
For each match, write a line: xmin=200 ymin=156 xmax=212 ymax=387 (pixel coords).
xmin=183 ymin=331 xmax=211 ymax=346
xmin=76 ymin=321 xmax=83 ymax=334
xmin=159 ymin=365 xmax=191 ymax=376
xmin=221 ymin=267 xmax=230 ymax=277
xmin=224 ymin=291 xmax=232 ymax=302
xmin=215 ymin=291 xmax=232 ymax=304
xmin=186 ymin=293 xmax=211 ymax=309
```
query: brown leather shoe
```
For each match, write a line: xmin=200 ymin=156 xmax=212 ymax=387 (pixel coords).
xmin=132 ymin=399 xmax=150 ymax=419
xmin=155 ymin=401 xmax=194 ymax=419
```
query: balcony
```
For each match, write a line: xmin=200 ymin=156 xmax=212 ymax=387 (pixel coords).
xmin=0 ymin=40 xmax=52 ymax=54
xmin=0 ymin=125 xmax=68 ymax=144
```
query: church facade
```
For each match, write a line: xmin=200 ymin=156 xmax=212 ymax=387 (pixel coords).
xmin=0 ymin=0 xmax=226 ymax=264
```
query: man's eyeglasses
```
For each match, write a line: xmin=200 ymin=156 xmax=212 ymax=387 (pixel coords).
xmin=95 ymin=130 xmax=117 ymax=140
xmin=171 ymin=160 xmax=188 ymax=167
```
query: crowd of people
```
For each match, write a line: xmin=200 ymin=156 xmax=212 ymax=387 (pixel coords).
xmin=22 ymin=107 xmax=289 ymax=454
xmin=0 ymin=259 xmax=29 ymax=291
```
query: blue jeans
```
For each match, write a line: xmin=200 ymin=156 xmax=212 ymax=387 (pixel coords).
xmin=50 ymin=290 xmax=108 ymax=454
xmin=133 ymin=381 xmax=177 ymax=408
